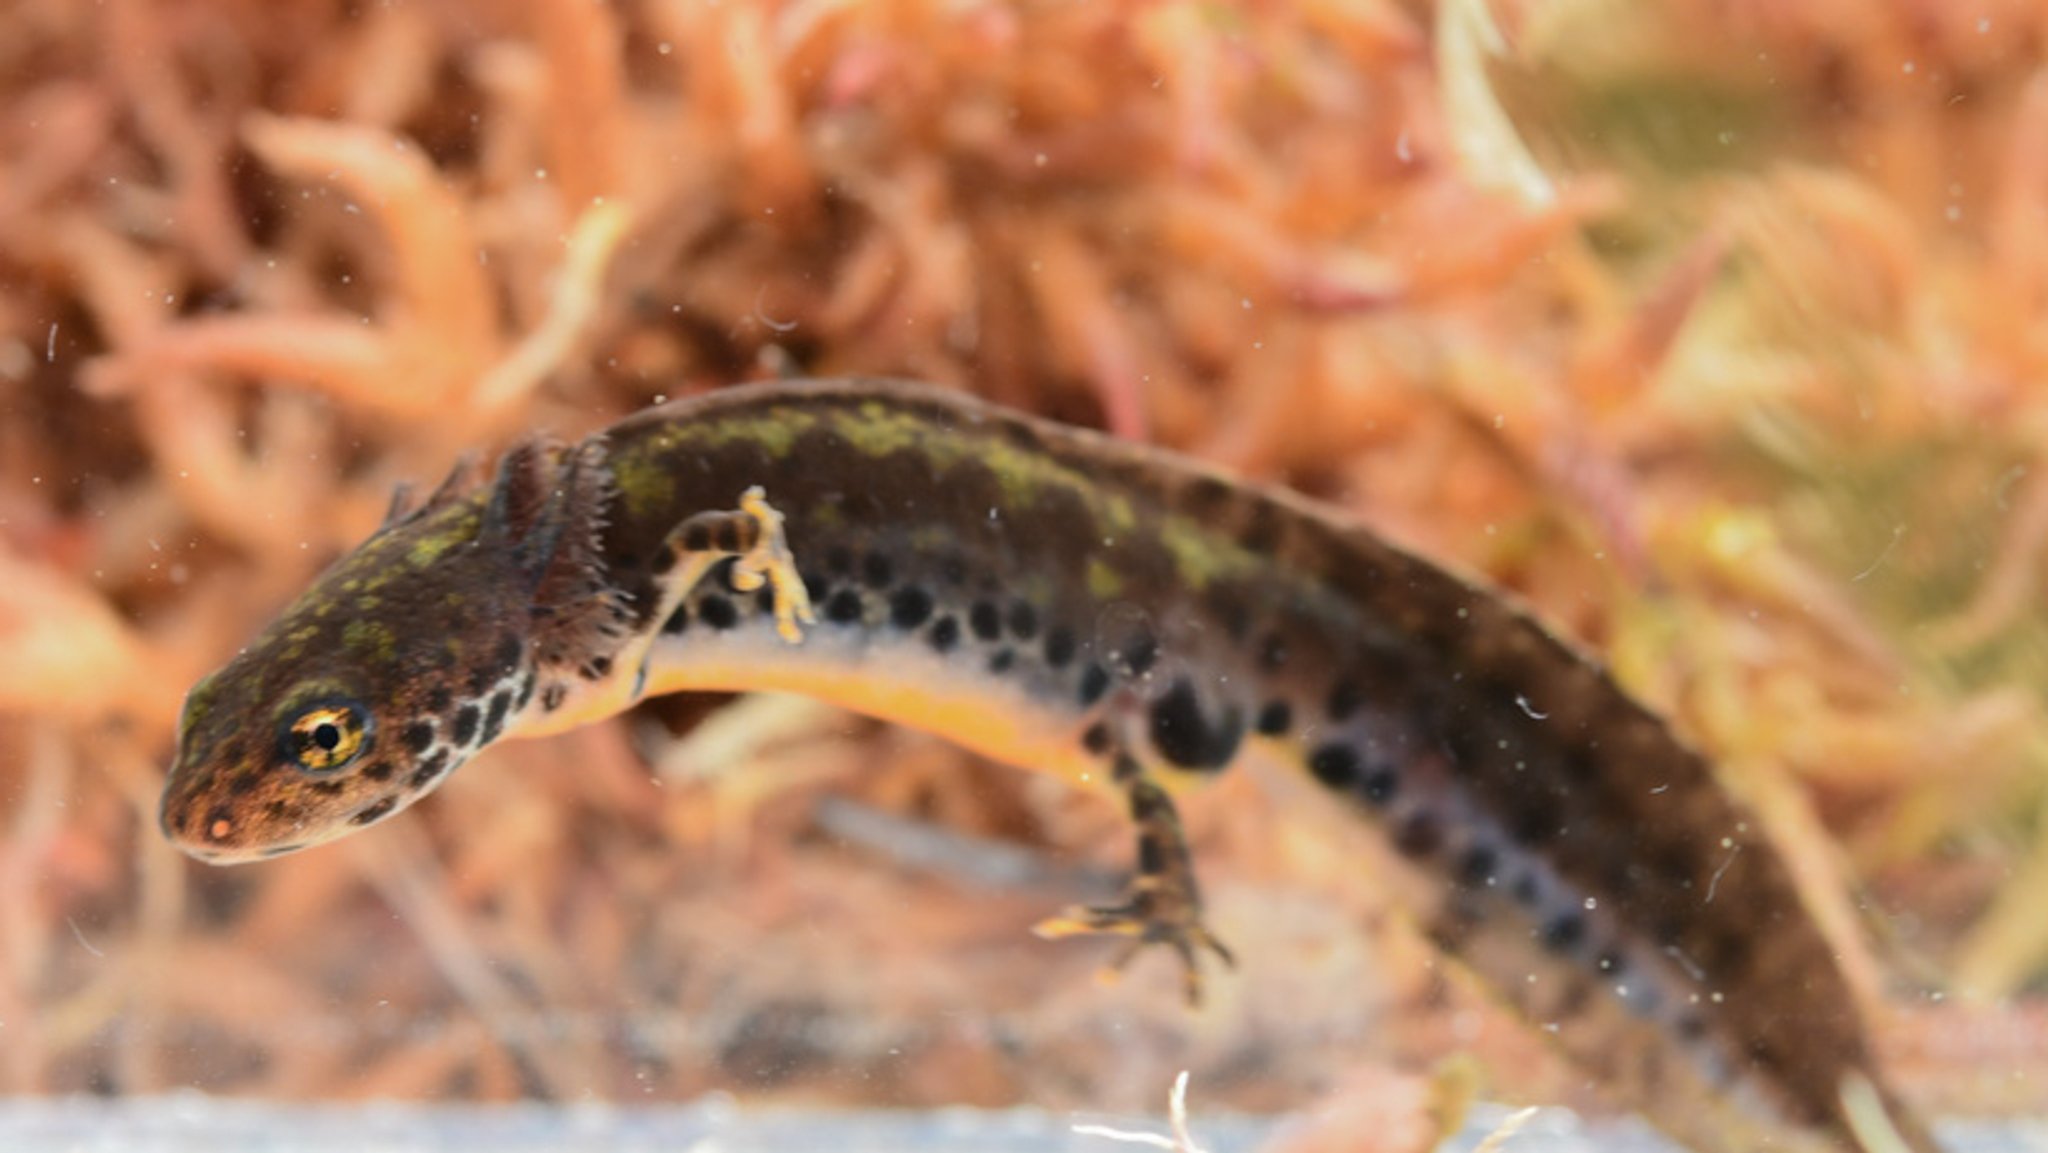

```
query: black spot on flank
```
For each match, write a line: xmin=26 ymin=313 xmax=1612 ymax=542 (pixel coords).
xmin=361 ymin=760 xmax=394 ymax=783
xmin=264 ymin=799 xmax=298 ymax=820
xmin=824 ymin=545 xmax=854 ymax=577
xmin=682 ymin=521 xmax=713 ymax=553
xmin=402 ymin=720 xmax=436 ymax=754
xmin=452 ymin=704 xmax=481 ymax=747
xmin=310 ymin=779 xmax=347 ymax=797
xmin=1081 ymin=722 xmax=1114 ymax=755
xmin=1077 ymin=663 xmax=1111 ymax=707
xmin=1542 ymin=912 xmax=1587 ymax=953
xmin=1044 ymin=627 xmax=1077 ymax=668
xmin=664 ymin=604 xmax=690 ymax=634
xmin=1511 ymin=873 xmax=1542 ymax=906
xmin=824 ymin=588 xmax=864 ymax=624
xmin=861 ymin=552 xmax=894 ymax=589
xmin=1258 ymin=633 xmax=1289 ymax=671
xmin=409 ymin=750 xmax=451 ymax=789
xmin=704 ymin=554 xmax=737 ymax=591
xmin=928 ymin=616 xmax=961 ymax=652
xmin=1147 ymin=678 xmax=1243 ymax=771
xmin=698 ymin=594 xmax=738 ymax=630
xmin=350 ymin=797 xmax=398 ymax=827
xmin=425 ymin=687 xmax=453 ymax=715
xmin=516 ymin=671 xmax=537 ymax=710
xmin=542 ymin=683 xmax=568 ymax=712
xmin=481 ymin=690 xmax=512 ymax=744
xmin=1255 ymin=700 xmax=1292 ymax=737
xmin=889 ymin=586 xmax=933 ymax=629
xmin=988 ymin=648 xmax=1016 ymax=674
xmin=1116 ymin=631 xmax=1159 ymax=677
xmin=585 ymin=655 xmax=613 ymax=680
xmin=1327 ymin=677 xmax=1366 ymax=722
xmin=1457 ymin=844 xmax=1498 ymax=888
xmin=1006 ymin=601 xmax=1039 ymax=639
xmin=1362 ymin=766 xmax=1398 ymax=806
xmin=1308 ymin=744 xmax=1361 ymax=790
xmin=713 ymin=518 xmax=743 ymax=554
xmin=801 ymin=572 xmax=829 ymax=605
xmin=1394 ymin=811 xmax=1443 ymax=858
xmin=969 ymin=601 xmax=1002 ymax=641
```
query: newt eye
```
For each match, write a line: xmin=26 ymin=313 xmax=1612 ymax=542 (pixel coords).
xmin=281 ymin=700 xmax=374 ymax=774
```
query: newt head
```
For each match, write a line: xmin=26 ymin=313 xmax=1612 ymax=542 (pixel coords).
xmin=161 ymin=438 xmax=625 ymax=863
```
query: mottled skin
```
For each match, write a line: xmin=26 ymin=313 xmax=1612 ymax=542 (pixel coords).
xmin=163 ymin=379 xmax=1935 ymax=1153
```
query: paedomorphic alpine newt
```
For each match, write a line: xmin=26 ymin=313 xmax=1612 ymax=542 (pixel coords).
xmin=161 ymin=379 xmax=1938 ymax=1153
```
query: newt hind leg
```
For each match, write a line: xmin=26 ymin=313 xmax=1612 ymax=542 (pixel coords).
xmin=1033 ymin=749 xmax=1235 ymax=1006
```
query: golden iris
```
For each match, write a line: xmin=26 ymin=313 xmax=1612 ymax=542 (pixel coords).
xmin=283 ymin=701 xmax=372 ymax=773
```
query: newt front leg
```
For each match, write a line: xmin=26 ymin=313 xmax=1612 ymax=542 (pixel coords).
xmin=635 ymin=485 xmax=816 ymax=690
xmin=657 ymin=487 xmax=814 ymax=635
xmin=516 ymin=485 xmax=816 ymax=741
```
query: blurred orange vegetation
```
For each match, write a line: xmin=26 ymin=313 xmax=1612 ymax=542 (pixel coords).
xmin=1 ymin=0 xmax=2045 ymax=1123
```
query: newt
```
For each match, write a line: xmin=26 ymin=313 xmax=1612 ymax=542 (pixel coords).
xmin=160 ymin=379 xmax=1937 ymax=1153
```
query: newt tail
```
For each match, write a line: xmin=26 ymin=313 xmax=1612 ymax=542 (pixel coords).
xmin=161 ymin=378 xmax=1938 ymax=1153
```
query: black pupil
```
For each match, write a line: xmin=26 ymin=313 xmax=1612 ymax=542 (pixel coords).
xmin=312 ymin=722 xmax=343 ymax=751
